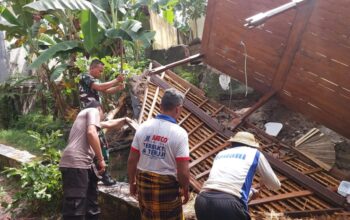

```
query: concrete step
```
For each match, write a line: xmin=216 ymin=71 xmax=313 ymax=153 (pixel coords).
xmin=0 ymin=144 xmax=35 ymax=170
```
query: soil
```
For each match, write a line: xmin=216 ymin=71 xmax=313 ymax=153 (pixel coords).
xmin=0 ymin=175 xmax=12 ymax=220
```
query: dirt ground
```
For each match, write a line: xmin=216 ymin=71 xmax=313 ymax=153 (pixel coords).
xmin=0 ymin=175 xmax=12 ymax=220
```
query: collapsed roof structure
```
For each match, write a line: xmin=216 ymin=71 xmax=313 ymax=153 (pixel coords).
xmin=137 ymin=0 xmax=350 ymax=218
xmin=140 ymin=62 xmax=348 ymax=218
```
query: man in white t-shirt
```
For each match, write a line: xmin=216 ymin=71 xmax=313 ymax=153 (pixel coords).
xmin=128 ymin=88 xmax=190 ymax=220
xmin=194 ymin=131 xmax=281 ymax=220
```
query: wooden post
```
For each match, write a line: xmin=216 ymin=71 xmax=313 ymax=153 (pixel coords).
xmin=272 ymin=0 xmax=316 ymax=91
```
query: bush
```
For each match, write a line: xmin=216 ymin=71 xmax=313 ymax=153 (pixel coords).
xmin=2 ymin=130 xmax=63 ymax=218
xmin=12 ymin=112 xmax=65 ymax=135
xmin=0 ymin=129 xmax=39 ymax=154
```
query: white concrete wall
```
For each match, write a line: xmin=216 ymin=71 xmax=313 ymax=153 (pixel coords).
xmin=149 ymin=11 xmax=206 ymax=50
xmin=0 ymin=32 xmax=9 ymax=82
xmin=0 ymin=31 xmax=28 ymax=82
xmin=189 ymin=16 xmax=205 ymax=39
xmin=149 ymin=11 xmax=179 ymax=50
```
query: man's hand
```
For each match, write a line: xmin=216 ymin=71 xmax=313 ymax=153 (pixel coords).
xmin=116 ymin=74 xmax=124 ymax=83
xmin=250 ymin=188 xmax=260 ymax=201
xmin=180 ymin=188 xmax=189 ymax=204
xmin=97 ymin=159 xmax=106 ymax=175
xmin=116 ymin=84 xmax=125 ymax=91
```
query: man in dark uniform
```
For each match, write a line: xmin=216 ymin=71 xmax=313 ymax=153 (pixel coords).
xmin=78 ymin=59 xmax=124 ymax=185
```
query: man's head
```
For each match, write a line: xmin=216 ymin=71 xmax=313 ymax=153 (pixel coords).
xmin=228 ymin=131 xmax=260 ymax=148
xmin=85 ymin=100 xmax=104 ymax=120
xmin=160 ymin=88 xmax=184 ymax=120
xmin=89 ymin=59 xmax=104 ymax=78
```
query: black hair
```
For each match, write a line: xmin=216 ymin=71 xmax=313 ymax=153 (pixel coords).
xmin=160 ymin=88 xmax=184 ymax=112
xmin=90 ymin=59 xmax=104 ymax=68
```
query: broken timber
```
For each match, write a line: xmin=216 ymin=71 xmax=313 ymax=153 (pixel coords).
xmin=148 ymin=54 xmax=203 ymax=76
xmin=139 ymin=63 xmax=348 ymax=217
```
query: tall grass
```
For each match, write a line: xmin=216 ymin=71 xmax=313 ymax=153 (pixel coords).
xmin=0 ymin=129 xmax=40 ymax=154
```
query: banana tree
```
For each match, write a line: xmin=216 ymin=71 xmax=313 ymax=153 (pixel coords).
xmin=24 ymin=0 xmax=155 ymax=68
xmin=22 ymin=0 xmax=155 ymax=118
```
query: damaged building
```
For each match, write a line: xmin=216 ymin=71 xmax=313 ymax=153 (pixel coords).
xmin=100 ymin=0 xmax=350 ymax=219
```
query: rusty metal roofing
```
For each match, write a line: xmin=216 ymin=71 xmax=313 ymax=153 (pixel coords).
xmin=201 ymin=0 xmax=350 ymax=139
xmin=140 ymin=63 xmax=348 ymax=218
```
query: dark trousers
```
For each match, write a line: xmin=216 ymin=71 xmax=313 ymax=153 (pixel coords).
xmin=195 ymin=191 xmax=250 ymax=220
xmin=60 ymin=167 xmax=100 ymax=220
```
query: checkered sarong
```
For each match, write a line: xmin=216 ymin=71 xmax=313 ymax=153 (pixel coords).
xmin=137 ymin=170 xmax=183 ymax=220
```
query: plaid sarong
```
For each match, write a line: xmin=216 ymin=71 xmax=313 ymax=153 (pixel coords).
xmin=137 ymin=170 xmax=183 ymax=220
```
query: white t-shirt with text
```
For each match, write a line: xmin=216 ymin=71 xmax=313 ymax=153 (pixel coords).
xmin=131 ymin=115 xmax=190 ymax=177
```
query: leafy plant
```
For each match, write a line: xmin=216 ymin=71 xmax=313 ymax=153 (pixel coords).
xmin=2 ymin=130 xmax=63 ymax=218
xmin=28 ymin=130 xmax=63 ymax=163
xmin=0 ymin=129 xmax=39 ymax=154
xmin=0 ymin=76 xmax=36 ymax=129
xmin=12 ymin=112 xmax=66 ymax=137
xmin=174 ymin=66 xmax=200 ymax=86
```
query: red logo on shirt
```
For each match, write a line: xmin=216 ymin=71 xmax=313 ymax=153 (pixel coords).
xmin=152 ymin=135 xmax=168 ymax=143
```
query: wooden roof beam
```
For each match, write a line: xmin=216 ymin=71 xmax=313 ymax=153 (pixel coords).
xmin=149 ymin=70 xmax=346 ymax=210
xmin=149 ymin=54 xmax=203 ymax=76
xmin=150 ymin=75 xmax=232 ymax=138
xmin=264 ymin=153 xmax=346 ymax=208
xmin=271 ymin=0 xmax=316 ymax=91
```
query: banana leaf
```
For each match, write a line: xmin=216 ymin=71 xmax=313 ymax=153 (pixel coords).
xmin=29 ymin=40 xmax=82 ymax=69
xmin=24 ymin=0 xmax=111 ymax=29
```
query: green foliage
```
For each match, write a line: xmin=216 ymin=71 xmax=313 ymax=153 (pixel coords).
xmin=141 ymin=0 xmax=207 ymax=36
xmin=12 ymin=112 xmax=65 ymax=138
xmin=0 ymin=76 xmax=35 ymax=129
xmin=28 ymin=40 xmax=83 ymax=69
xmin=24 ymin=0 xmax=111 ymax=28
xmin=74 ymin=53 xmax=145 ymax=79
xmin=0 ymin=185 xmax=8 ymax=210
xmin=28 ymin=130 xmax=63 ymax=163
xmin=0 ymin=130 xmax=39 ymax=154
xmin=2 ymin=130 xmax=63 ymax=218
xmin=174 ymin=67 xmax=200 ymax=86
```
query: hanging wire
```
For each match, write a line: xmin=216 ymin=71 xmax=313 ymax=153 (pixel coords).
xmin=240 ymin=41 xmax=249 ymax=97
xmin=229 ymin=78 xmax=233 ymax=108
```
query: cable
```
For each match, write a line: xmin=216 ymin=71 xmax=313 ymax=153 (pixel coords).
xmin=240 ymin=41 xmax=248 ymax=97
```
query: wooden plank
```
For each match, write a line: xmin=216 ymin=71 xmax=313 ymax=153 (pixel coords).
xmin=292 ymin=51 xmax=350 ymax=92
xmin=190 ymin=142 xmax=230 ymax=168
xmin=283 ymin=71 xmax=350 ymax=121
xmin=249 ymin=190 xmax=313 ymax=206
xmin=295 ymin=128 xmax=319 ymax=147
xmin=138 ymin=78 xmax=150 ymax=123
xmin=272 ymin=0 xmax=316 ymax=90
xmin=279 ymin=91 xmax=350 ymax=139
xmin=301 ymin=31 xmax=350 ymax=66
xmin=284 ymin=208 xmax=343 ymax=218
xmin=195 ymin=169 xmax=211 ymax=180
xmin=264 ymin=153 xmax=346 ymax=208
xmin=190 ymin=133 xmax=217 ymax=153
xmin=149 ymin=54 xmax=203 ymax=76
xmin=147 ymin=72 xmax=165 ymax=121
xmin=201 ymin=0 xmax=218 ymax=56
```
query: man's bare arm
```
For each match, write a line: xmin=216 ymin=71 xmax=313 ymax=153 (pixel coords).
xmin=176 ymin=160 xmax=190 ymax=204
xmin=104 ymin=84 xmax=125 ymax=94
xmin=100 ymin=117 xmax=129 ymax=130
xmin=91 ymin=75 xmax=124 ymax=92
xmin=87 ymin=124 xmax=106 ymax=173
xmin=127 ymin=150 xmax=140 ymax=196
